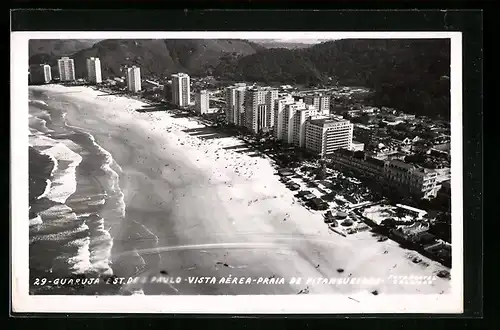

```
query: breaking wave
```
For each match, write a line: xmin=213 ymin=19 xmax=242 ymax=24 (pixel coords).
xmin=37 ymin=141 xmax=82 ymax=204
xmin=29 ymin=94 xmax=124 ymax=292
xmin=29 ymin=99 xmax=49 ymax=108
xmin=37 ymin=179 xmax=52 ymax=200
xmin=65 ymin=126 xmax=126 ymax=220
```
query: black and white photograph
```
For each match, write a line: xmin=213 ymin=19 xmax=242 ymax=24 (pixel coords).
xmin=12 ymin=31 xmax=463 ymax=313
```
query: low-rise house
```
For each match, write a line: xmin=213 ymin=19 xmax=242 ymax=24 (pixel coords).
xmin=395 ymin=204 xmax=428 ymax=219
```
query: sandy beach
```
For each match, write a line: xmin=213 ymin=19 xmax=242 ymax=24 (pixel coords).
xmin=29 ymin=84 xmax=451 ymax=297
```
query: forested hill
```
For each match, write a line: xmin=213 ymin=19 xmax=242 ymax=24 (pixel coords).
xmin=29 ymin=39 xmax=100 ymax=58
xmin=214 ymin=39 xmax=450 ymax=119
xmin=29 ymin=39 xmax=263 ymax=79
xmin=306 ymin=39 xmax=451 ymax=120
xmin=213 ymin=48 xmax=327 ymax=85
xmin=29 ymin=38 xmax=450 ymax=119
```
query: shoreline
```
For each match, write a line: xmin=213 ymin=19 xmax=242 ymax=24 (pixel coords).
xmin=28 ymin=98 xmax=121 ymax=292
xmin=28 ymin=84 xmax=451 ymax=295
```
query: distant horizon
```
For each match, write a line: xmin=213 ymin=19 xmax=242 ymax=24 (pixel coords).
xmin=249 ymin=38 xmax=335 ymax=44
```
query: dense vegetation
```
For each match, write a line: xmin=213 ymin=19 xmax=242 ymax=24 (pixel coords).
xmin=29 ymin=39 xmax=262 ymax=80
xmin=214 ymin=48 xmax=326 ymax=85
xmin=313 ymin=39 xmax=450 ymax=120
xmin=29 ymin=38 xmax=450 ymax=119
xmin=215 ymin=39 xmax=450 ymax=119
xmin=29 ymin=39 xmax=100 ymax=59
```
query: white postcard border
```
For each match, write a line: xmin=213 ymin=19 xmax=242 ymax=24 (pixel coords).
xmin=11 ymin=31 xmax=463 ymax=314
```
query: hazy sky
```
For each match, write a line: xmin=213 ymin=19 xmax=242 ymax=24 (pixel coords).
xmin=275 ymin=38 xmax=334 ymax=44
xmin=250 ymin=38 xmax=334 ymax=44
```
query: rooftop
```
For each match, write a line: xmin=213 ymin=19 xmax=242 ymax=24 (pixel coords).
xmin=395 ymin=204 xmax=428 ymax=215
xmin=305 ymin=93 xmax=327 ymax=98
xmin=228 ymin=83 xmax=247 ymax=88
xmin=354 ymin=124 xmax=371 ymax=130
xmin=249 ymin=86 xmax=278 ymax=92
xmin=308 ymin=117 xmax=350 ymax=126
xmin=226 ymin=84 xmax=248 ymax=91
xmin=365 ymin=156 xmax=386 ymax=167
xmin=388 ymin=159 xmax=414 ymax=170
xmin=336 ymin=148 xmax=354 ymax=157
xmin=389 ymin=159 xmax=436 ymax=174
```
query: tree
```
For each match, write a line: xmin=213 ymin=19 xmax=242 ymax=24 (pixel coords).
xmin=381 ymin=218 xmax=397 ymax=229
xmin=314 ymin=159 xmax=327 ymax=180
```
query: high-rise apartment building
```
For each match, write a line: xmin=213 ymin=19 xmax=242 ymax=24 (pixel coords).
xmin=195 ymin=90 xmax=210 ymax=114
xmin=305 ymin=94 xmax=330 ymax=116
xmin=57 ymin=57 xmax=75 ymax=82
xmin=126 ymin=66 xmax=141 ymax=93
xmin=171 ymin=73 xmax=191 ymax=107
xmin=29 ymin=64 xmax=52 ymax=84
xmin=305 ymin=117 xmax=353 ymax=157
xmin=86 ymin=57 xmax=102 ymax=84
xmin=225 ymin=83 xmax=247 ymax=126
xmin=274 ymin=94 xmax=295 ymax=139
xmin=244 ymin=87 xmax=278 ymax=134
xmin=292 ymin=105 xmax=318 ymax=148
xmin=275 ymin=98 xmax=318 ymax=147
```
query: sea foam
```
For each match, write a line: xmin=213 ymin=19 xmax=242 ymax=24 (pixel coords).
xmin=29 ymin=214 xmax=43 ymax=226
xmin=29 ymin=99 xmax=49 ymax=107
xmin=39 ymin=142 xmax=82 ymax=204
xmin=63 ymin=122 xmax=126 ymax=219
xmin=37 ymin=179 xmax=52 ymax=200
xmin=29 ymin=94 xmax=119 ymax=283
xmin=84 ymin=131 xmax=126 ymax=219
xmin=32 ymin=205 xmax=114 ymax=276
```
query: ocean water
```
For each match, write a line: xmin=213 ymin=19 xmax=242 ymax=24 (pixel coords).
xmin=28 ymin=90 xmax=126 ymax=295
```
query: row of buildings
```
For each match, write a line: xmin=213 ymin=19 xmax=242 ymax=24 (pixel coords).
xmin=29 ymin=57 xmax=144 ymax=93
xmin=224 ymin=83 xmax=354 ymax=157
xmin=30 ymin=62 xmax=209 ymax=114
xmin=167 ymin=73 xmax=214 ymax=114
xmin=328 ymin=148 xmax=439 ymax=199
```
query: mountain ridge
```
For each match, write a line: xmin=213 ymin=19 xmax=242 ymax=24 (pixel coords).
xmin=29 ymin=39 xmax=264 ymax=79
xmin=29 ymin=39 xmax=101 ymax=57
xmin=249 ymin=39 xmax=317 ymax=49
xmin=29 ymin=38 xmax=450 ymax=119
